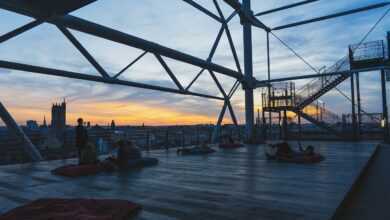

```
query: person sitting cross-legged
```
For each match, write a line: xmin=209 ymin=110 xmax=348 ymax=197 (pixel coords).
xmin=80 ymin=142 xmax=98 ymax=165
xmin=104 ymin=138 xmax=142 ymax=170
xmin=117 ymin=140 xmax=142 ymax=169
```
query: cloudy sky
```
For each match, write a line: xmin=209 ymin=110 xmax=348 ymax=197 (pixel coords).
xmin=0 ymin=0 xmax=389 ymax=126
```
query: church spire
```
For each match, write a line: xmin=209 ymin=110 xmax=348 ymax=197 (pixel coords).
xmin=43 ymin=115 xmax=47 ymax=127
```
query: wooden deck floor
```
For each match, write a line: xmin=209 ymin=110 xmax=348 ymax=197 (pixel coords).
xmin=0 ymin=142 xmax=378 ymax=220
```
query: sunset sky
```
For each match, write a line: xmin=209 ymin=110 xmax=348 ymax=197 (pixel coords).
xmin=0 ymin=0 xmax=389 ymax=126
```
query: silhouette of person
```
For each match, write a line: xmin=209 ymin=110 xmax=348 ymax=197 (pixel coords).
xmin=75 ymin=118 xmax=88 ymax=165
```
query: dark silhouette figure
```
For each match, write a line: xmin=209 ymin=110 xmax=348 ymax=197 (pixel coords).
xmin=75 ymin=118 xmax=88 ymax=165
xmin=116 ymin=140 xmax=141 ymax=169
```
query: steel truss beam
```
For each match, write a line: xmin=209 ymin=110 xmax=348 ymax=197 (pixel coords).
xmin=58 ymin=25 xmax=110 ymax=78
xmin=273 ymin=2 xmax=390 ymax=30
xmin=213 ymin=0 xmax=242 ymax=74
xmin=182 ymin=0 xmax=222 ymax=23
xmin=223 ymin=0 xmax=270 ymax=31
xmin=113 ymin=51 xmax=148 ymax=79
xmin=0 ymin=0 xmax=244 ymax=81
xmin=186 ymin=9 xmax=242 ymax=91
xmin=254 ymin=66 xmax=388 ymax=87
xmin=0 ymin=60 xmax=224 ymax=101
xmin=56 ymin=15 xmax=244 ymax=79
xmin=3 ymin=0 xmax=384 ymax=144
xmin=155 ymin=54 xmax=185 ymax=91
xmin=0 ymin=102 xmax=43 ymax=161
xmin=209 ymin=70 xmax=239 ymax=125
xmin=255 ymin=0 xmax=319 ymax=17
xmin=0 ymin=0 xmax=246 ymax=144
xmin=0 ymin=0 xmax=97 ymax=18
xmin=0 ymin=20 xmax=42 ymax=44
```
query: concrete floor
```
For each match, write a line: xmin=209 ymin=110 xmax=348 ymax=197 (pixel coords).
xmin=0 ymin=141 xmax=377 ymax=220
xmin=335 ymin=144 xmax=390 ymax=220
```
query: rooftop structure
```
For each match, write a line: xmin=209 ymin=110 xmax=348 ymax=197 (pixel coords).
xmin=0 ymin=1 xmax=390 ymax=219
xmin=0 ymin=1 xmax=389 ymax=161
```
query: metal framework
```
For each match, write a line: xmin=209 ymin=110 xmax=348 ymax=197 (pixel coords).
xmin=0 ymin=0 xmax=389 ymax=160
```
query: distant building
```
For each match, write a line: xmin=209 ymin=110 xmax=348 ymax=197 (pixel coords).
xmin=51 ymin=100 xmax=66 ymax=141
xmin=26 ymin=120 xmax=38 ymax=130
xmin=42 ymin=116 xmax=47 ymax=128
xmin=111 ymin=120 xmax=116 ymax=130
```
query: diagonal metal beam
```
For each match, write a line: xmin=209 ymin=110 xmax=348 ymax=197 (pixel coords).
xmin=0 ymin=1 xmax=251 ymax=82
xmin=57 ymin=25 xmax=110 ymax=78
xmin=228 ymin=80 xmax=240 ymax=98
xmin=255 ymin=0 xmax=319 ymax=16
xmin=186 ymin=26 xmax=225 ymax=91
xmin=224 ymin=26 xmax=242 ymax=73
xmin=213 ymin=0 xmax=243 ymax=74
xmin=182 ymin=0 xmax=222 ymax=23
xmin=0 ymin=0 xmax=243 ymax=80
xmin=229 ymin=83 xmax=240 ymax=99
xmin=273 ymin=2 xmax=390 ymax=30
xmin=0 ymin=60 xmax=224 ymax=101
xmin=52 ymin=15 xmax=243 ymax=80
xmin=186 ymin=9 xmax=240 ymax=91
xmin=209 ymin=70 xmax=228 ymax=98
xmin=154 ymin=54 xmax=185 ymax=91
xmin=226 ymin=10 xmax=239 ymax=23
xmin=227 ymin=100 xmax=239 ymax=126
xmin=186 ymin=68 xmax=206 ymax=91
xmin=0 ymin=20 xmax=42 ymax=44
xmin=113 ymin=51 xmax=147 ymax=79
xmin=0 ymin=102 xmax=42 ymax=161
xmin=212 ymin=101 xmax=228 ymax=142
xmin=209 ymin=70 xmax=239 ymax=127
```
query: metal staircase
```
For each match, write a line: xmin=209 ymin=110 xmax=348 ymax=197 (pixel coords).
xmin=289 ymin=58 xmax=351 ymax=136
xmin=295 ymin=74 xmax=350 ymax=110
xmin=293 ymin=109 xmax=340 ymax=135
xmin=262 ymin=57 xmax=350 ymax=136
xmin=263 ymin=36 xmax=389 ymax=137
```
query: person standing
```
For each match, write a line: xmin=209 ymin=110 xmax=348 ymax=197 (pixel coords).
xmin=75 ymin=118 xmax=88 ymax=165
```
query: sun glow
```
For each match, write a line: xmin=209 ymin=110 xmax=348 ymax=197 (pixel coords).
xmin=7 ymin=101 xmax=232 ymax=126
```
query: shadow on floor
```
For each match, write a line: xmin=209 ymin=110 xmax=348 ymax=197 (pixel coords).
xmin=335 ymin=145 xmax=390 ymax=220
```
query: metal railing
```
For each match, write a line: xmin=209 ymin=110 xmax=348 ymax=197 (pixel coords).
xmin=295 ymin=56 xmax=350 ymax=107
xmin=350 ymin=40 xmax=385 ymax=61
xmin=301 ymin=102 xmax=340 ymax=124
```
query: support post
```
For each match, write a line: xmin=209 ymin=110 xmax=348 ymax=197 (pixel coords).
xmin=278 ymin=111 xmax=282 ymax=140
xmin=381 ymin=69 xmax=389 ymax=141
xmin=356 ymin=72 xmax=362 ymax=136
xmin=283 ymin=110 xmax=288 ymax=140
xmin=243 ymin=0 xmax=254 ymax=143
xmin=350 ymin=73 xmax=357 ymax=140
xmin=298 ymin=113 xmax=302 ymax=141
xmin=262 ymin=108 xmax=266 ymax=140
xmin=0 ymin=102 xmax=42 ymax=161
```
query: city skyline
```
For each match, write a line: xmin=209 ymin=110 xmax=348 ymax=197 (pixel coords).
xmin=0 ymin=0 xmax=389 ymax=126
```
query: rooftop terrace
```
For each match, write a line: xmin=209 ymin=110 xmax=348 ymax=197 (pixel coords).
xmin=0 ymin=141 xmax=377 ymax=220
